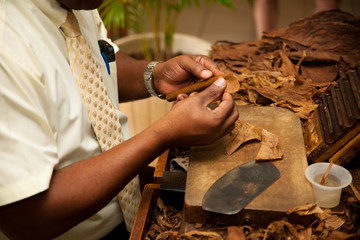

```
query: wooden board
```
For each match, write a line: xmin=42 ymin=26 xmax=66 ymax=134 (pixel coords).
xmin=154 ymin=150 xmax=169 ymax=184
xmin=304 ymin=116 xmax=360 ymax=164
xmin=184 ymin=106 xmax=314 ymax=223
xmin=130 ymin=184 xmax=160 ymax=240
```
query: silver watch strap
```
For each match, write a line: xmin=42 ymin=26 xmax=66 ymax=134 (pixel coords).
xmin=143 ymin=61 xmax=165 ymax=99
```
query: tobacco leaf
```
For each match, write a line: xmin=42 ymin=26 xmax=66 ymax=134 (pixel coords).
xmin=316 ymin=209 xmax=347 ymax=230
xmin=286 ymin=203 xmax=324 ymax=216
xmin=146 ymin=224 xmax=162 ymax=240
xmin=247 ymin=89 xmax=259 ymax=104
xmin=263 ymin=220 xmax=305 ymax=240
xmin=255 ymin=129 xmax=283 ymax=161
xmin=225 ymin=120 xmax=283 ymax=161
xmin=225 ymin=74 xmax=241 ymax=94
xmin=226 ymin=226 xmax=260 ymax=240
xmin=263 ymin=10 xmax=360 ymax=67
xmin=154 ymin=198 xmax=182 ymax=231
xmin=302 ymin=227 xmax=313 ymax=240
xmin=225 ymin=120 xmax=262 ymax=156
xmin=179 ymin=230 xmax=224 ymax=240
xmin=301 ymin=62 xmax=338 ymax=84
xmin=210 ymin=10 xmax=360 ymax=121
xmin=226 ymin=226 xmax=247 ymax=240
xmin=146 ymin=201 xmax=356 ymax=239
xmin=278 ymin=51 xmax=296 ymax=77
xmin=272 ymin=100 xmax=318 ymax=119
xmin=323 ymin=231 xmax=355 ymax=240
xmin=155 ymin=231 xmax=178 ymax=240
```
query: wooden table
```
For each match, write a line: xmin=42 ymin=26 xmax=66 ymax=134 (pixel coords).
xmin=130 ymin=106 xmax=316 ymax=239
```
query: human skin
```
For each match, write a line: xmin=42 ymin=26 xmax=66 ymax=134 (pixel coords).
xmin=0 ymin=1 xmax=239 ymax=239
xmin=56 ymin=0 xmax=104 ymax=10
xmin=0 ymin=63 xmax=238 ymax=239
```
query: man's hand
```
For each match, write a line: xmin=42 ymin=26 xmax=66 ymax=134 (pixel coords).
xmin=151 ymin=77 xmax=239 ymax=148
xmin=152 ymin=54 xmax=224 ymax=96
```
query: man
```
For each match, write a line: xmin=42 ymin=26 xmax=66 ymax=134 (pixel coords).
xmin=0 ymin=0 xmax=238 ymax=239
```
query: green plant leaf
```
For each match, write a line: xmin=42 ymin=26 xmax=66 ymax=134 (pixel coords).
xmin=99 ymin=0 xmax=236 ymax=59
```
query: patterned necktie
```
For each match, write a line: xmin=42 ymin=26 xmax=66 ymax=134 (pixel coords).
xmin=60 ymin=12 xmax=141 ymax=232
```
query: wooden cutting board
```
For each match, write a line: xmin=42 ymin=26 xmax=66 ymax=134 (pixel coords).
xmin=184 ymin=106 xmax=314 ymax=224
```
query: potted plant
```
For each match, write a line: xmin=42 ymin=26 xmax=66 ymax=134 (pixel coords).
xmin=99 ymin=0 xmax=235 ymax=60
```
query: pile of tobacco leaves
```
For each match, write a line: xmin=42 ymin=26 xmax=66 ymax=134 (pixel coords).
xmin=209 ymin=9 xmax=360 ymax=121
xmin=145 ymin=161 xmax=360 ymax=239
xmin=144 ymin=190 xmax=360 ymax=240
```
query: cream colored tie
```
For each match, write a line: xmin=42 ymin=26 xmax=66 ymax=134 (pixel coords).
xmin=61 ymin=12 xmax=141 ymax=232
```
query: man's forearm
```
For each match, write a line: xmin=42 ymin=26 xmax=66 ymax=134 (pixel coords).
xmin=116 ymin=51 xmax=151 ymax=102
xmin=0 ymin=127 xmax=169 ymax=240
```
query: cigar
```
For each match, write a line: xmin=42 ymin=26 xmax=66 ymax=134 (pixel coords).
xmin=166 ymin=73 xmax=232 ymax=102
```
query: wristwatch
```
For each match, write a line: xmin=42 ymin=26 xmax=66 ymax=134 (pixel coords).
xmin=143 ymin=61 xmax=166 ymax=99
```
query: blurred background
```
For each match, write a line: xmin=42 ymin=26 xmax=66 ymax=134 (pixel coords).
xmin=100 ymin=0 xmax=360 ymax=139
xmin=176 ymin=0 xmax=360 ymax=43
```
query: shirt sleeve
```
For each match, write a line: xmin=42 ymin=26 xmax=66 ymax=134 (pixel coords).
xmin=0 ymin=42 xmax=59 ymax=206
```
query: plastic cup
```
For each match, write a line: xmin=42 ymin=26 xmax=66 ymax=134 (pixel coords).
xmin=305 ymin=162 xmax=352 ymax=208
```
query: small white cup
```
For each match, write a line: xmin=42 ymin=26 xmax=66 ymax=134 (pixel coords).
xmin=305 ymin=162 xmax=352 ymax=208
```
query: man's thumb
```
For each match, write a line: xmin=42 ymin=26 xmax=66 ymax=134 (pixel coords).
xmin=201 ymin=77 xmax=226 ymax=104
xmin=214 ymin=77 xmax=226 ymax=88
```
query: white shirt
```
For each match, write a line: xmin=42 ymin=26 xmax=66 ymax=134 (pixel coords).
xmin=0 ymin=0 xmax=130 ymax=239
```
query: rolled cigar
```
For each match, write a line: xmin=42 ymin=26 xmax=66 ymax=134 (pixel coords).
xmin=166 ymin=73 xmax=232 ymax=102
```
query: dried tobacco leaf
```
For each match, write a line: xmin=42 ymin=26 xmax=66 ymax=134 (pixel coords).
xmin=180 ymin=230 xmax=224 ymax=240
xmin=286 ymin=203 xmax=324 ymax=216
xmin=255 ymin=129 xmax=283 ymax=161
xmin=272 ymin=100 xmax=318 ymax=119
xmin=226 ymin=226 xmax=246 ymax=240
xmin=316 ymin=209 xmax=346 ymax=230
xmin=155 ymin=231 xmax=178 ymax=240
xmin=263 ymin=10 xmax=360 ymax=67
xmin=322 ymin=231 xmax=355 ymax=240
xmin=263 ymin=220 xmax=304 ymax=240
xmin=225 ymin=120 xmax=283 ymax=161
xmin=225 ymin=75 xmax=241 ymax=94
xmin=279 ymin=51 xmax=296 ymax=77
xmin=226 ymin=226 xmax=255 ymax=240
xmin=210 ymin=10 xmax=360 ymax=120
xmin=247 ymin=89 xmax=259 ymax=104
xmin=154 ymin=198 xmax=182 ymax=232
xmin=301 ymin=62 xmax=338 ymax=84
xmin=349 ymin=183 xmax=360 ymax=201
xmin=225 ymin=120 xmax=262 ymax=156
xmin=302 ymin=227 xmax=313 ymax=240
xmin=146 ymin=224 xmax=162 ymax=240
xmin=324 ymin=215 xmax=346 ymax=230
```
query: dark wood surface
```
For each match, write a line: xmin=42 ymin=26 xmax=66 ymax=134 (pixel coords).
xmin=130 ymin=184 xmax=160 ymax=240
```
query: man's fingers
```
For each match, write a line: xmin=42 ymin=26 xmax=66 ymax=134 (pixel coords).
xmin=189 ymin=92 xmax=199 ymax=97
xmin=176 ymin=93 xmax=188 ymax=101
xmin=179 ymin=55 xmax=223 ymax=80
xmin=192 ymin=55 xmax=224 ymax=77
xmin=199 ymin=69 xmax=213 ymax=79
xmin=213 ymin=92 xmax=239 ymax=121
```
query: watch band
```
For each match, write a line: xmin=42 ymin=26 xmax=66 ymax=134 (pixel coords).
xmin=144 ymin=61 xmax=166 ymax=99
